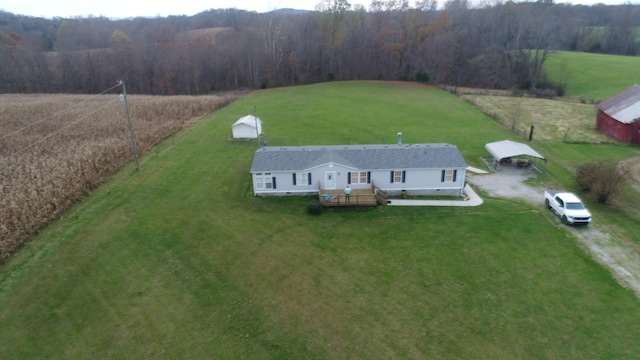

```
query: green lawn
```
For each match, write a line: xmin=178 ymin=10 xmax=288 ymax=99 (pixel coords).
xmin=545 ymin=51 xmax=640 ymax=100
xmin=2 ymin=81 xmax=640 ymax=359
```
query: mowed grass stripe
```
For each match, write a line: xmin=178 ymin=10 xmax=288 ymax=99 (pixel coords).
xmin=1 ymin=82 xmax=640 ymax=359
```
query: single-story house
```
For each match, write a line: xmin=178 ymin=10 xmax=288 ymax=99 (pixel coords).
xmin=249 ymin=143 xmax=468 ymax=197
xmin=484 ymin=140 xmax=546 ymax=170
xmin=596 ymin=84 xmax=640 ymax=145
xmin=232 ymin=115 xmax=262 ymax=139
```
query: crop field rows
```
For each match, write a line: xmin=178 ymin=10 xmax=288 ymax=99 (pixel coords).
xmin=0 ymin=92 xmax=243 ymax=261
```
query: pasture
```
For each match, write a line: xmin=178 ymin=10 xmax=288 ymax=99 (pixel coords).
xmin=461 ymin=94 xmax=606 ymax=143
xmin=1 ymin=81 xmax=640 ymax=359
xmin=544 ymin=51 xmax=640 ymax=100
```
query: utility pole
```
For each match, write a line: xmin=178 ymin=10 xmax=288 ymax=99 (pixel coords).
xmin=119 ymin=80 xmax=140 ymax=171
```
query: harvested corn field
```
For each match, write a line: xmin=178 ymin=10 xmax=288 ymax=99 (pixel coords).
xmin=0 ymin=92 xmax=243 ymax=261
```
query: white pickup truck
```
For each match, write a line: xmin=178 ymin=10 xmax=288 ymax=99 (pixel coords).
xmin=544 ymin=190 xmax=592 ymax=225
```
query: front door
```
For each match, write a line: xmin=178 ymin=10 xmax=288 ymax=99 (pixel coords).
xmin=325 ymin=171 xmax=336 ymax=189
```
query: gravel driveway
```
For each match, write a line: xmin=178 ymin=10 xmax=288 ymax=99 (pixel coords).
xmin=467 ymin=166 xmax=542 ymax=204
xmin=468 ymin=166 xmax=640 ymax=298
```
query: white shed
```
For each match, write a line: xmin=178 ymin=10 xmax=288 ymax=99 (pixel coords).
xmin=232 ymin=115 xmax=262 ymax=139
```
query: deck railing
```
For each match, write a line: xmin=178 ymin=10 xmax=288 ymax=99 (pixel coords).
xmin=372 ymin=182 xmax=387 ymax=205
xmin=318 ymin=181 xmax=386 ymax=207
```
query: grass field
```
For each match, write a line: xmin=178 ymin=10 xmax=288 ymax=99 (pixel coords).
xmin=545 ymin=51 xmax=640 ymax=100
xmin=1 ymin=81 xmax=640 ymax=359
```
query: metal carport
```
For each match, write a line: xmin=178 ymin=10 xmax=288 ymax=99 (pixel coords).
xmin=484 ymin=140 xmax=546 ymax=171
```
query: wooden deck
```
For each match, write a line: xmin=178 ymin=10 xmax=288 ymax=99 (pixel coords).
xmin=318 ymin=184 xmax=387 ymax=207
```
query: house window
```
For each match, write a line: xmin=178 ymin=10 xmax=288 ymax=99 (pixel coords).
xmin=293 ymin=172 xmax=311 ymax=186
xmin=255 ymin=172 xmax=274 ymax=189
xmin=444 ymin=169 xmax=454 ymax=182
xmin=390 ymin=170 xmax=406 ymax=183
xmin=441 ymin=169 xmax=457 ymax=183
xmin=349 ymin=171 xmax=370 ymax=184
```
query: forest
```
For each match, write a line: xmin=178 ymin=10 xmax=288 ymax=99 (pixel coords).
xmin=1 ymin=0 xmax=639 ymax=95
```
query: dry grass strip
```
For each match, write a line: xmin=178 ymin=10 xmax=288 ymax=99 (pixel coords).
xmin=460 ymin=94 xmax=611 ymax=143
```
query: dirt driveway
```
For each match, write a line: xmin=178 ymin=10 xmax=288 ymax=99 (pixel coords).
xmin=468 ymin=166 xmax=640 ymax=298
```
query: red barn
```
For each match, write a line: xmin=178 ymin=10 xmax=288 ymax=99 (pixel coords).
xmin=597 ymin=84 xmax=640 ymax=145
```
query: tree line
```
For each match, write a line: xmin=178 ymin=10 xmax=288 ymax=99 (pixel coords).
xmin=0 ymin=0 xmax=639 ymax=95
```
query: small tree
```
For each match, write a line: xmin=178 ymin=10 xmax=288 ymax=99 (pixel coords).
xmin=576 ymin=160 xmax=629 ymax=204
xmin=509 ymin=99 xmax=525 ymax=132
xmin=307 ymin=200 xmax=323 ymax=215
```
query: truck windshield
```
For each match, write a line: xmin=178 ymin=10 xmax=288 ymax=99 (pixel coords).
xmin=566 ymin=202 xmax=585 ymax=210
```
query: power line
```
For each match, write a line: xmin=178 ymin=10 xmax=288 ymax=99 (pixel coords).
xmin=0 ymin=83 xmax=122 ymax=142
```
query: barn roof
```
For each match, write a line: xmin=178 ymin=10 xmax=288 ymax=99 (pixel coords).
xmin=250 ymin=143 xmax=467 ymax=172
xmin=597 ymin=84 xmax=640 ymax=124
xmin=485 ymin=140 xmax=546 ymax=162
xmin=233 ymin=115 xmax=261 ymax=128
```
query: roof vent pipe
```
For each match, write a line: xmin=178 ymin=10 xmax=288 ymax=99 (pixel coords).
xmin=397 ymin=132 xmax=403 ymax=144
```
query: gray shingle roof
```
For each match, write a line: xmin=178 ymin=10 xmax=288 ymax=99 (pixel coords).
xmin=250 ymin=143 xmax=467 ymax=172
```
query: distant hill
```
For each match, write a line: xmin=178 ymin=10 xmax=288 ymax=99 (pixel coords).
xmin=269 ymin=8 xmax=312 ymax=15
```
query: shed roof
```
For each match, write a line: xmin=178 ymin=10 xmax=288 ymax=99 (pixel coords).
xmin=485 ymin=140 xmax=545 ymax=162
xmin=597 ymin=84 xmax=640 ymax=124
xmin=233 ymin=115 xmax=261 ymax=128
xmin=250 ymin=143 xmax=467 ymax=172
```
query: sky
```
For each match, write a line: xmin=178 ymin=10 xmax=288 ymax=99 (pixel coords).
xmin=0 ymin=0 xmax=635 ymax=19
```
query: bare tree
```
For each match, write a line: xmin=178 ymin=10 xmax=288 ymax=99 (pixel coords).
xmin=605 ymin=5 xmax=638 ymax=55
xmin=509 ymin=99 xmax=525 ymax=132
xmin=1 ymin=2 xmax=639 ymax=94
xmin=576 ymin=160 xmax=630 ymax=204
xmin=316 ymin=0 xmax=352 ymax=80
